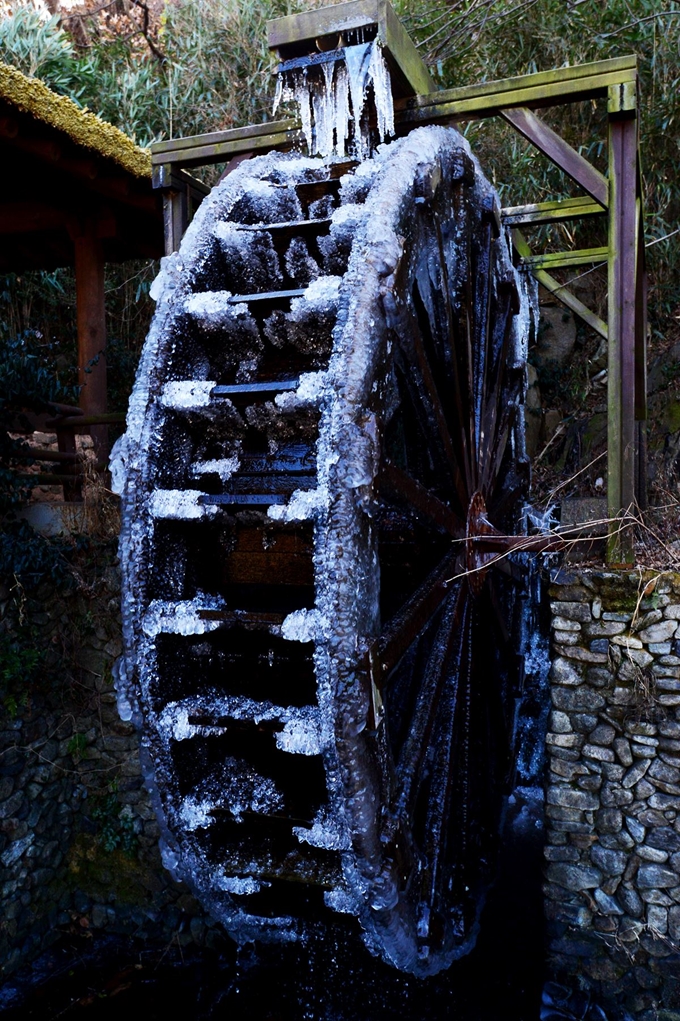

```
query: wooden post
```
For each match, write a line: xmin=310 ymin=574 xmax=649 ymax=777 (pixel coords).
xmin=607 ymin=82 xmax=638 ymax=564
xmin=73 ymin=227 xmax=107 ymax=462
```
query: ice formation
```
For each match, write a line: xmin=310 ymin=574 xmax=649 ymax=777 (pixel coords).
xmin=273 ymin=39 xmax=394 ymax=158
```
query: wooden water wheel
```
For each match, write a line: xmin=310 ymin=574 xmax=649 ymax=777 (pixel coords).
xmin=115 ymin=125 xmax=534 ymax=976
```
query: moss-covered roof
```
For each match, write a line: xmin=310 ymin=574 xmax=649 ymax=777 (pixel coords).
xmin=0 ymin=61 xmax=151 ymax=179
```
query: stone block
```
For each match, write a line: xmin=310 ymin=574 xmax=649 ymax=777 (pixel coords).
xmin=614 ymin=737 xmax=634 ymax=766
xmin=622 ymin=758 xmax=652 ymax=789
xmin=547 ymin=786 xmax=599 ymax=810
xmin=650 ymin=793 xmax=680 ymax=811
xmin=583 ymin=744 xmax=615 ymax=762
xmin=647 ymin=827 xmax=680 ymax=853
xmin=647 ymin=904 xmax=669 ymax=934
xmin=547 ymin=733 xmax=583 ymax=749
xmin=618 ymin=885 xmax=643 ymax=917
xmin=601 ymin=785 xmax=633 ymax=807
xmin=550 ymin=711 xmax=573 ymax=734
xmin=669 ymin=904 xmax=680 ymax=941
xmin=546 ymin=862 xmax=602 ymax=891
xmin=649 ymin=760 xmax=680 ymax=785
xmin=560 ymin=646 xmax=609 ymax=665
xmin=589 ymin=723 xmax=616 ymax=746
xmin=553 ymin=632 xmax=579 ymax=646
xmin=625 ymin=816 xmax=646 ymax=842
xmin=594 ymin=888 xmax=624 ymax=915
xmin=595 ymin=808 xmax=622 ymax=833
xmin=550 ymin=657 xmax=583 ymax=687
xmin=639 ymin=620 xmax=678 ymax=644
xmin=550 ymin=601 xmax=592 ymax=622
xmin=639 ymin=809 xmax=669 ymax=827
xmin=635 ymin=779 xmax=657 ymax=799
xmin=612 ymin=634 xmax=643 ymax=649
xmin=584 ymin=621 xmax=626 ymax=637
xmin=552 ymin=617 xmax=582 ymax=631
xmin=591 ymin=845 xmax=627 ymax=875
xmin=552 ymin=688 xmax=606 ymax=712
xmin=665 ymin=605 xmax=680 ymax=620
xmin=638 ymin=864 xmax=680 ymax=888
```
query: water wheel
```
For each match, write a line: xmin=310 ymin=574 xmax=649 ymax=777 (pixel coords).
xmin=115 ymin=125 xmax=533 ymax=976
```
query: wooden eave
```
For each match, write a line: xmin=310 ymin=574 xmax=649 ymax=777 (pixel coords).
xmin=0 ymin=66 xmax=163 ymax=272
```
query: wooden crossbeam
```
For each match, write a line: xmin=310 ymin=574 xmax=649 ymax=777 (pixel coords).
xmin=501 ymin=108 xmax=608 ymax=207
xmin=512 ymin=230 xmax=608 ymax=340
xmin=396 ymin=56 xmax=636 ymax=125
xmin=501 ymin=195 xmax=605 ymax=227
xmin=521 ymin=246 xmax=609 ymax=270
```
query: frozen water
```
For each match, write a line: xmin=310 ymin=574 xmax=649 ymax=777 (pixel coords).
xmin=161 ymin=381 xmax=215 ymax=409
xmin=267 ymin=487 xmax=328 ymax=523
xmin=281 ymin=607 xmax=322 ymax=644
xmin=273 ymin=40 xmax=394 ymax=158
xmin=191 ymin=456 xmax=240 ymax=482
xmin=142 ymin=597 xmax=225 ymax=638
xmin=149 ymin=489 xmax=218 ymax=520
xmin=294 ymin=807 xmax=351 ymax=851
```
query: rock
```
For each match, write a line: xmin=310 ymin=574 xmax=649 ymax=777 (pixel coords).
xmin=647 ymin=904 xmax=669 ymax=934
xmin=660 ymin=722 xmax=680 ymax=738
xmin=591 ymin=845 xmax=627 ymax=875
xmin=618 ymin=885 xmax=644 ymax=917
xmin=635 ymin=780 xmax=657 ymax=799
xmin=669 ymin=904 xmax=680 ymax=941
xmin=612 ymin=634 xmax=644 ymax=649
xmin=595 ymin=808 xmax=622 ymax=833
xmin=586 ymin=667 xmax=612 ymax=688
xmin=547 ymin=733 xmax=583 ymax=748
xmin=572 ymin=713 xmax=599 ymax=733
xmin=603 ymin=611 xmax=633 ymax=622
xmin=549 ymin=711 xmax=572 ymax=734
xmin=649 ymin=760 xmax=680 ymax=785
xmin=588 ymin=723 xmax=616 ymax=746
xmin=626 ymin=816 xmax=646 ymax=843
xmin=550 ymin=657 xmax=583 ymax=687
xmin=650 ymin=794 xmax=680 ymax=811
xmin=552 ymin=688 xmax=606 ymax=712
xmin=614 ymin=738 xmax=634 ymax=766
xmin=622 ymin=758 xmax=652 ymax=789
xmin=639 ymin=620 xmax=678 ymax=644
xmin=578 ymin=775 xmax=603 ymax=792
xmin=633 ymin=609 xmax=664 ymax=632
xmin=547 ymin=787 xmax=599 ymax=810
xmin=554 ymin=632 xmax=580 ymax=646
xmin=638 ymin=864 xmax=680 ymax=889
xmin=584 ymin=621 xmax=626 ymax=637
xmin=552 ymin=616 xmax=582 ymax=631
xmin=560 ymin=647 xmax=609 ymax=664
xmin=583 ymin=744 xmax=615 ymax=762
xmin=639 ymin=810 xmax=669 ymax=827
xmin=649 ymin=643 xmax=672 ymax=655
xmin=637 ymin=845 xmax=670 ymax=863
xmin=550 ymin=602 xmax=592 ymax=623
xmin=601 ymin=784 xmax=633 ymax=807
xmin=646 ymin=827 xmax=680 ymax=853
xmin=535 ymin=304 xmax=577 ymax=368
xmin=594 ymin=888 xmax=624 ymax=915
xmin=665 ymin=605 xmax=680 ymax=620
xmin=544 ymin=845 xmax=581 ymax=862
xmin=629 ymin=649 xmax=655 ymax=669
xmin=550 ymin=759 xmax=588 ymax=779
xmin=546 ymin=862 xmax=602 ymax=891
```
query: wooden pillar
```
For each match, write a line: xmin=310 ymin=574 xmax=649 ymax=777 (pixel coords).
xmin=74 ymin=227 xmax=107 ymax=461
xmin=607 ymin=83 xmax=638 ymax=564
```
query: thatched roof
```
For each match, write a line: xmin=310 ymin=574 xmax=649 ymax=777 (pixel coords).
xmin=0 ymin=61 xmax=151 ymax=178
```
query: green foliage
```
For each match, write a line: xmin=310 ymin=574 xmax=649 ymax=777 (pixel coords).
xmin=0 ymin=6 xmax=82 ymax=94
xmin=0 ymin=624 xmax=43 ymax=717
xmin=90 ymin=782 xmax=138 ymax=856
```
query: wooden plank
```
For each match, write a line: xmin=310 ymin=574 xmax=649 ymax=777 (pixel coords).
xmin=151 ymin=119 xmax=298 ymax=157
xmin=501 ymin=108 xmax=608 ymax=206
xmin=396 ymin=59 xmax=636 ymax=125
xmin=521 ymin=246 xmax=609 ymax=270
xmin=512 ymin=230 xmax=608 ymax=340
xmin=228 ymin=288 xmax=307 ymax=305
xmin=151 ymin=125 xmax=302 ymax=170
xmin=502 ymin=195 xmax=605 ymax=227
xmin=606 ymin=99 xmax=638 ymax=563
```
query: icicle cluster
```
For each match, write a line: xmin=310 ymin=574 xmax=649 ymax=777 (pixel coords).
xmin=272 ymin=39 xmax=394 ymax=159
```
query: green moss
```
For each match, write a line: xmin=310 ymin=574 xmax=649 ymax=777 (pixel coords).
xmin=66 ymin=834 xmax=161 ymax=905
xmin=0 ymin=61 xmax=151 ymax=178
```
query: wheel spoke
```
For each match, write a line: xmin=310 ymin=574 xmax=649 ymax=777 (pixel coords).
xmin=367 ymin=548 xmax=459 ymax=690
xmin=393 ymin=581 xmax=466 ymax=818
xmin=378 ymin=461 xmax=463 ymax=537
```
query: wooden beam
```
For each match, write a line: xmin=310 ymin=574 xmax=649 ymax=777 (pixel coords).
xmin=501 ymin=108 xmax=608 ymax=207
xmin=512 ymin=229 xmax=607 ymax=340
xmin=0 ymin=202 xmax=68 ymax=234
xmin=521 ymin=246 xmax=609 ymax=271
xmin=606 ymin=92 xmax=637 ymax=563
xmin=151 ymin=121 xmax=301 ymax=170
xmin=501 ymin=195 xmax=605 ymax=227
xmin=73 ymin=226 xmax=107 ymax=461
xmin=396 ymin=56 xmax=637 ymax=125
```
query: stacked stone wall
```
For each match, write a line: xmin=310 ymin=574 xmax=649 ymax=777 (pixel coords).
xmin=546 ymin=568 xmax=680 ymax=1019
xmin=0 ymin=551 xmax=216 ymax=980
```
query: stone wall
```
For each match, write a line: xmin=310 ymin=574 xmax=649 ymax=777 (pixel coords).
xmin=546 ymin=568 xmax=680 ymax=1019
xmin=0 ymin=548 xmax=217 ymax=980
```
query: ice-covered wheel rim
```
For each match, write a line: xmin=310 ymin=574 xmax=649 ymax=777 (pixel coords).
xmin=113 ymin=126 xmax=533 ymax=976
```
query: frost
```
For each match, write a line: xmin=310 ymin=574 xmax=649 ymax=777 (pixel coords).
xmin=108 ymin=434 xmax=126 ymax=496
xmin=324 ymin=887 xmax=359 ymax=914
xmin=150 ymin=489 xmax=218 ymax=520
xmin=191 ymin=457 xmax=240 ymax=482
xmin=161 ymin=381 xmax=215 ymax=409
xmin=274 ymin=371 xmax=328 ymax=411
xmin=301 ymin=274 xmax=340 ymax=305
xmin=281 ymin=608 xmax=321 ymax=644
xmin=275 ymin=715 xmax=323 ymax=756
xmin=142 ymin=598 xmax=224 ymax=638
xmin=294 ymin=807 xmax=350 ymax=850
xmin=217 ymin=875 xmax=266 ymax=896
xmin=267 ymin=487 xmax=327 ymax=523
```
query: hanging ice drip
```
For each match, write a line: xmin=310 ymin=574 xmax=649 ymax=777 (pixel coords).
xmin=272 ymin=36 xmax=395 ymax=159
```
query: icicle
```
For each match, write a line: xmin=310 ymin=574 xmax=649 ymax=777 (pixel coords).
xmin=334 ymin=62 xmax=349 ymax=159
xmin=295 ymin=72 xmax=313 ymax=153
xmin=344 ymin=41 xmax=372 ymax=154
xmin=367 ymin=41 xmax=394 ymax=143
xmin=272 ymin=73 xmax=283 ymax=118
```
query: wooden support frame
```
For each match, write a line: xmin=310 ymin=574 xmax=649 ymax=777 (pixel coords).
xmin=151 ymin=51 xmax=646 ymax=564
